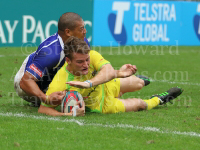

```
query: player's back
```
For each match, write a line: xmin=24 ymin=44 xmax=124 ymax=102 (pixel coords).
xmin=25 ymin=33 xmax=64 ymax=91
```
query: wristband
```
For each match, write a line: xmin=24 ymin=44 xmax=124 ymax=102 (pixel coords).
xmin=84 ymin=80 xmax=92 ymax=87
xmin=45 ymin=95 xmax=49 ymax=104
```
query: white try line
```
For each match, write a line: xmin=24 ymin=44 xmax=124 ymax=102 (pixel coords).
xmin=151 ymin=79 xmax=200 ymax=86
xmin=0 ymin=112 xmax=84 ymax=125
xmin=0 ymin=112 xmax=200 ymax=138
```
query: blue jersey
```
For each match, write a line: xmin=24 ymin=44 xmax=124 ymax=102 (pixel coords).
xmin=25 ymin=33 xmax=90 ymax=91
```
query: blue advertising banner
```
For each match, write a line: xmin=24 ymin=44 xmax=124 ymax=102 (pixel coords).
xmin=93 ymin=0 xmax=200 ymax=46
xmin=0 ymin=0 xmax=93 ymax=47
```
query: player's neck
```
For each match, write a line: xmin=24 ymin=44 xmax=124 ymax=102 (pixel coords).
xmin=58 ymin=31 xmax=68 ymax=43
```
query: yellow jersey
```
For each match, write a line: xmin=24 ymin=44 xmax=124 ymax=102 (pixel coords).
xmin=46 ymin=50 xmax=111 ymax=112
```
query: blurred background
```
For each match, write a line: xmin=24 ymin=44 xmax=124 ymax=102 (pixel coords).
xmin=0 ymin=0 xmax=200 ymax=47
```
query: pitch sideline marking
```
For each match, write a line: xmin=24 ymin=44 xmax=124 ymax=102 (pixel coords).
xmin=0 ymin=112 xmax=199 ymax=138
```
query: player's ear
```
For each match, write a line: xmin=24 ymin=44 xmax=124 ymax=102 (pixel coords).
xmin=66 ymin=57 xmax=71 ymax=64
xmin=64 ymin=28 xmax=71 ymax=36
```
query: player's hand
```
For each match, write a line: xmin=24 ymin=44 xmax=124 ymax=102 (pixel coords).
xmin=74 ymin=101 xmax=85 ymax=116
xmin=48 ymin=91 xmax=66 ymax=105
xmin=117 ymin=64 xmax=137 ymax=78
xmin=66 ymin=81 xmax=90 ymax=88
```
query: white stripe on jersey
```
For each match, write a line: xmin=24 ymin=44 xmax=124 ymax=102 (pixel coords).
xmin=36 ymin=39 xmax=58 ymax=55
xmin=53 ymin=50 xmax=65 ymax=69
xmin=58 ymin=34 xmax=64 ymax=49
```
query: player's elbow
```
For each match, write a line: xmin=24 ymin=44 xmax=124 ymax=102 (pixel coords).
xmin=38 ymin=105 xmax=50 ymax=116
xmin=19 ymin=76 xmax=26 ymax=90
xmin=38 ymin=105 xmax=44 ymax=114
xmin=109 ymin=68 xmax=116 ymax=79
xmin=20 ymin=76 xmax=29 ymax=91
xmin=38 ymin=108 xmax=42 ymax=114
xmin=102 ymin=64 xmax=116 ymax=79
xmin=20 ymin=73 xmax=36 ymax=90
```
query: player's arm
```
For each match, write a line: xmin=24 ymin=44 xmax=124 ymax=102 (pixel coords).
xmin=115 ymin=64 xmax=137 ymax=78
xmin=20 ymin=46 xmax=66 ymax=104
xmin=20 ymin=72 xmax=46 ymax=102
xmin=66 ymin=64 xmax=137 ymax=88
xmin=65 ymin=63 xmax=115 ymax=88
xmin=91 ymin=63 xmax=137 ymax=86
xmin=20 ymin=72 xmax=65 ymax=105
xmin=90 ymin=64 xmax=115 ymax=86
xmin=66 ymin=50 xmax=137 ymax=88
xmin=38 ymin=105 xmax=72 ymax=116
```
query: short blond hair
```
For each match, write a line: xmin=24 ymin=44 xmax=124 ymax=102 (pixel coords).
xmin=64 ymin=36 xmax=90 ymax=60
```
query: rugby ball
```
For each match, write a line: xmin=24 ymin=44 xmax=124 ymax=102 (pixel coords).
xmin=61 ymin=91 xmax=83 ymax=113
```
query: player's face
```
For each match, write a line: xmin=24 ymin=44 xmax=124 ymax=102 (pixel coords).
xmin=70 ymin=53 xmax=90 ymax=76
xmin=70 ymin=20 xmax=86 ymax=40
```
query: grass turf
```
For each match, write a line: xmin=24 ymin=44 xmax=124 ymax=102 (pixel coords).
xmin=0 ymin=46 xmax=200 ymax=150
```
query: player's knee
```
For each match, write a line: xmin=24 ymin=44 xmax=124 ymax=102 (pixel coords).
xmin=130 ymin=99 xmax=145 ymax=112
xmin=138 ymin=100 xmax=147 ymax=110
xmin=134 ymin=99 xmax=146 ymax=110
xmin=136 ymin=79 xmax=145 ymax=90
xmin=123 ymin=98 xmax=146 ymax=112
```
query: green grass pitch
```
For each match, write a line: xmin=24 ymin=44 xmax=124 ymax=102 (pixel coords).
xmin=0 ymin=46 xmax=200 ymax=149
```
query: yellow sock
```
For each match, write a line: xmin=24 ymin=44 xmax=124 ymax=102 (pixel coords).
xmin=143 ymin=97 xmax=160 ymax=110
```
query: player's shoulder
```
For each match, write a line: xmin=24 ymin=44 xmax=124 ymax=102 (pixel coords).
xmin=37 ymin=33 xmax=62 ymax=54
xmin=54 ymin=62 xmax=68 ymax=79
xmin=32 ymin=33 xmax=63 ymax=63
xmin=90 ymin=50 xmax=101 ymax=56
xmin=40 ymin=33 xmax=58 ymax=46
xmin=58 ymin=62 xmax=68 ymax=74
xmin=90 ymin=50 xmax=104 ymax=62
xmin=50 ymin=63 xmax=68 ymax=86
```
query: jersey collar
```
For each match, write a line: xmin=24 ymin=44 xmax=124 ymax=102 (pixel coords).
xmin=57 ymin=33 xmax=64 ymax=50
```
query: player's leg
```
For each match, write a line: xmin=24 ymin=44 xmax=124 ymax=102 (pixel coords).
xmin=103 ymin=81 xmax=160 ymax=113
xmin=119 ymin=98 xmax=147 ymax=112
xmin=103 ymin=82 xmax=183 ymax=113
xmin=119 ymin=75 xmax=145 ymax=96
xmin=102 ymin=97 xmax=160 ymax=113
xmin=119 ymin=86 xmax=184 ymax=112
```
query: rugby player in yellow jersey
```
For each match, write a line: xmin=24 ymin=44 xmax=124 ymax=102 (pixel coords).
xmin=38 ymin=36 xmax=183 ymax=117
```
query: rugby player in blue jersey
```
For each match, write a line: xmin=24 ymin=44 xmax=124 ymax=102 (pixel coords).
xmin=14 ymin=12 xmax=90 ymax=106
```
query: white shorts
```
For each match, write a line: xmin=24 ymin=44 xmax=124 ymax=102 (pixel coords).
xmin=14 ymin=55 xmax=40 ymax=104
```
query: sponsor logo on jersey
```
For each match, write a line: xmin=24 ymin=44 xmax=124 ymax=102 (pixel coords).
xmin=29 ymin=64 xmax=42 ymax=77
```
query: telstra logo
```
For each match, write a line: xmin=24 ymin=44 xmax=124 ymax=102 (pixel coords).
xmin=108 ymin=2 xmax=130 ymax=45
